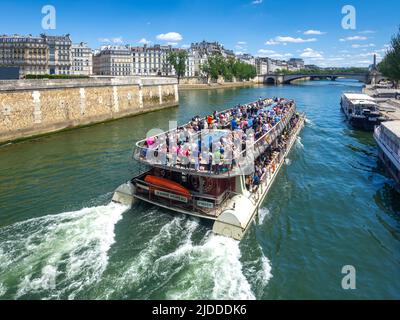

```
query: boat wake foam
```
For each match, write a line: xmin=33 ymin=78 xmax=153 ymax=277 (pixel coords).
xmin=0 ymin=202 xmax=129 ymax=299
xmin=305 ymin=117 xmax=315 ymax=128
xmin=296 ymin=136 xmax=304 ymax=149
xmin=258 ymin=207 xmax=271 ymax=225
xmin=100 ymin=213 xmax=272 ymax=300
xmin=0 ymin=202 xmax=273 ymax=300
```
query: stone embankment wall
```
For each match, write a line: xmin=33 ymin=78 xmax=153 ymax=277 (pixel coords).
xmin=0 ymin=77 xmax=179 ymax=143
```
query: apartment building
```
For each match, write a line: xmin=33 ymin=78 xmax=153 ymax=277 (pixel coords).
xmin=93 ymin=45 xmax=132 ymax=76
xmin=130 ymin=44 xmax=176 ymax=76
xmin=71 ymin=42 xmax=92 ymax=76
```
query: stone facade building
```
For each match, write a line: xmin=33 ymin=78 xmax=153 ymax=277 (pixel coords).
xmin=71 ymin=42 xmax=92 ymax=76
xmin=255 ymin=57 xmax=268 ymax=75
xmin=92 ymin=45 xmax=132 ymax=76
xmin=130 ymin=44 xmax=177 ymax=76
xmin=41 ymin=34 xmax=72 ymax=75
xmin=288 ymin=58 xmax=305 ymax=71
xmin=0 ymin=34 xmax=75 ymax=78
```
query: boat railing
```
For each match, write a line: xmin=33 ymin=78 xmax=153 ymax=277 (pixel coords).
xmin=133 ymin=98 xmax=276 ymax=146
xmin=132 ymin=103 xmax=297 ymax=176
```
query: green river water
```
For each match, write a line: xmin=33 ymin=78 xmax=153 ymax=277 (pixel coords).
xmin=0 ymin=80 xmax=399 ymax=299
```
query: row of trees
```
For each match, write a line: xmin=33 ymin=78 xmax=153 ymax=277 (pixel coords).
xmin=378 ymin=27 xmax=400 ymax=87
xmin=167 ymin=51 xmax=257 ymax=83
xmin=201 ymin=55 xmax=257 ymax=81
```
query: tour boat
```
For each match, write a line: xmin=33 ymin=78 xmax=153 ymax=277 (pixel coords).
xmin=374 ymin=120 xmax=400 ymax=185
xmin=340 ymin=93 xmax=385 ymax=131
xmin=112 ymin=97 xmax=305 ymax=240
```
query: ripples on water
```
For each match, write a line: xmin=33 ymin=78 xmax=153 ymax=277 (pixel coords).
xmin=0 ymin=200 xmax=272 ymax=299
xmin=0 ymin=80 xmax=399 ymax=299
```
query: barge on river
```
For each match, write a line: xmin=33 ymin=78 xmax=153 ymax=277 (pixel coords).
xmin=340 ymin=93 xmax=385 ymax=131
xmin=112 ymin=97 xmax=305 ymax=240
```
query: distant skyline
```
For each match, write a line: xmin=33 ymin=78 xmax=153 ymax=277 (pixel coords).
xmin=1 ymin=0 xmax=399 ymax=67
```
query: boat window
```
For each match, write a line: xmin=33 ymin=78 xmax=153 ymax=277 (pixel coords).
xmin=181 ymin=173 xmax=187 ymax=182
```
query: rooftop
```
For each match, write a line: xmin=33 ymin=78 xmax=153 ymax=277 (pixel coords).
xmin=382 ymin=120 xmax=400 ymax=139
xmin=344 ymin=93 xmax=375 ymax=101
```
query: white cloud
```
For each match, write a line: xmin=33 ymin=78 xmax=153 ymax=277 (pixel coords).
xmin=138 ymin=38 xmax=152 ymax=45
xmin=156 ymin=32 xmax=183 ymax=42
xmin=358 ymin=30 xmax=375 ymax=34
xmin=270 ymin=53 xmax=293 ymax=58
xmin=339 ymin=36 xmax=368 ymax=42
xmin=98 ymin=37 xmax=124 ymax=44
xmin=265 ymin=36 xmax=317 ymax=45
xmin=257 ymin=49 xmax=292 ymax=59
xmin=300 ymin=48 xmax=323 ymax=59
xmin=112 ymin=37 xmax=123 ymax=44
xmin=265 ymin=39 xmax=279 ymax=45
xmin=235 ymin=42 xmax=247 ymax=51
xmin=252 ymin=0 xmax=263 ymax=4
xmin=351 ymin=43 xmax=375 ymax=48
xmin=167 ymin=42 xmax=178 ymax=46
xmin=181 ymin=44 xmax=190 ymax=49
xmin=258 ymin=49 xmax=276 ymax=55
xmin=303 ymin=30 xmax=326 ymax=35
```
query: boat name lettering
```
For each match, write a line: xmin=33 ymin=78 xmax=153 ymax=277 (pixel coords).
xmin=197 ymin=200 xmax=214 ymax=208
xmin=154 ymin=190 xmax=188 ymax=203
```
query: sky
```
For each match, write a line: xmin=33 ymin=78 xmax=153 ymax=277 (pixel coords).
xmin=0 ymin=0 xmax=399 ymax=67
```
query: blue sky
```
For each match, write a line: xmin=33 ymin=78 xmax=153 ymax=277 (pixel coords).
xmin=1 ymin=0 xmax=399 ymax=67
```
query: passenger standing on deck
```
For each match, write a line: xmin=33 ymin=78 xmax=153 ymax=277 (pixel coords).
xmin=208 ymin=151 xmax=213 ymax=172
xmin=213 ymin=148 xmax=221 ymax=174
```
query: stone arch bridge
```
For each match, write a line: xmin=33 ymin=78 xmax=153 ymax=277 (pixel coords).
xmin=257 ymin=72 xmax=386 ymax=85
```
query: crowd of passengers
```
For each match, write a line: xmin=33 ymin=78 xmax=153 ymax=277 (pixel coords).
xmin=245 ymin=113 xmax=300 ymax=193
xmin=140 ymin=97 xmax=296 ymax=173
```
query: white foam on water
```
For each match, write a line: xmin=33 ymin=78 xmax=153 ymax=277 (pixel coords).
xmin=296 ymin=136 xmax=304 ymax=149
xmin=0 ymin=201 xmax=129 ymax=299
xmin=285 ymin=158 xmax=292 ymax=166
xmin=258 ymin=207 xmax=270 ymax=225
xmin=101 ymin=217 xmax=257 ymax=300
xmin=165 ymin=234 xmax=256 ymax=300
xmin=100 ymin=215 xmax=195 ymax=299
xmin=258 ymin=252 xmax=273 ymax=288
xmin=305 ymin=117 xmax=315 ymax=127
xmin=241 ymin=245 xmax=273 ymax=298
xmin=0 ymin=282 xmax=6 ymax=297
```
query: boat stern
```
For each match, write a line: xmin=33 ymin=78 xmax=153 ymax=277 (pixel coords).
xmin=112 ymin=181 xmax=136 ymax=206
xmin=212 ymin=195 xmax=256 ymax=241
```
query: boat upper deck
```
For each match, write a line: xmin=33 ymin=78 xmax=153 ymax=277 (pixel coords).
xmin=133 ymin=97 xmax=298 ymax=178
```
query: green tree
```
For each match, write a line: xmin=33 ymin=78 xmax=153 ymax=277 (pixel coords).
xmin=202 ymin=54 xmax=256 ymax=82
xmin=379 ymin=27 xmax=400 ymax=87
xmin=167 ymin=50 xmax=188 ymax=83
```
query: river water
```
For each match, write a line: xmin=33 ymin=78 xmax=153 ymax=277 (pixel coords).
xmin=0 ymin=80 xmax=399 ymax=300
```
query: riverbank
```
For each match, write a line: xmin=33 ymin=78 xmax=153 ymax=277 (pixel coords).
xmin=179 ymin=80 xmax=256 ymax=90
xmin=363 ymin=84 xmax=400 ymax=120
xmin=0 ymin=77 xmax=178 ymax=144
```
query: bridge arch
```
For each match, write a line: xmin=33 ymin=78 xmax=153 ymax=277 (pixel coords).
xmin=265 ymin=77 xmax=276 ymax=85
xmin=283 ymin=73 xmax=368 ymax=84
